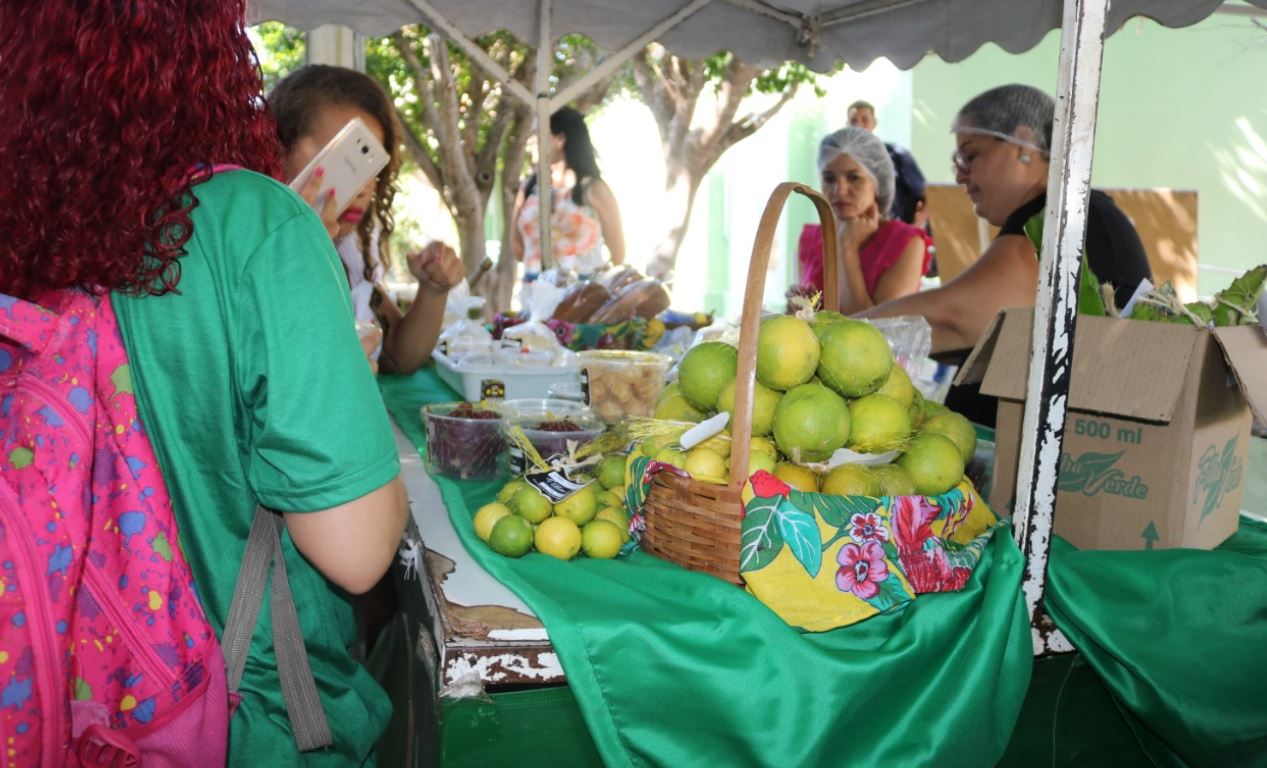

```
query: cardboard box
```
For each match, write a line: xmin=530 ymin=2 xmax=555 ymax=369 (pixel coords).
xmin=957 ymin=308 xmax=1267 ymax=551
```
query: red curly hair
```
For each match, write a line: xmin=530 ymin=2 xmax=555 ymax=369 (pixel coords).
xmin=0 ymin=0 xmax=282 ymax=299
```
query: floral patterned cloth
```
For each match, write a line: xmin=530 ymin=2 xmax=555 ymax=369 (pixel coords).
xmin=519 ymin=186 xmax=605 ymax=273
xmin=739 ymin=471 xmax=998 ymax=632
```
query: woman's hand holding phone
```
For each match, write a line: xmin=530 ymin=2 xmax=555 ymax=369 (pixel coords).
xmin=296 ymin=166 xmax=341 ymax=241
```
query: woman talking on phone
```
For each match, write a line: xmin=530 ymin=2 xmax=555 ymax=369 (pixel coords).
xmin=270 ymin=65 xmax=465 ymax=374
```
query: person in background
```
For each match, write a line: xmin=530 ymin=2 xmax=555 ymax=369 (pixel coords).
xmin=511 ymin=106 xmax=626 ymax=274
xmin=1 ymin=1 xmax=409 ymax=764
xmin=798 ymin=128 xmax=932 ymax=314
xmin=270 ymin=64 xmax=465 ymax=374
xmin=848 ymin=99 xmax=929 ymax=229
xmin=858 ymin=84 xmax=1152 ymax=425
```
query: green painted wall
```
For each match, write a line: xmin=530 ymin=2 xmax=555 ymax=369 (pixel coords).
xmin=908 ymin=11 xmax=1267 ymax=297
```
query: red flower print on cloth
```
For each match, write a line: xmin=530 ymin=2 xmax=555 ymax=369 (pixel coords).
xmin=748 ymin=470 xmax=792 ymax=499
xmin=849 ymin=513 xmax=889 ymax=544
xmin=835 ymin=541 xmax=889 ymax=599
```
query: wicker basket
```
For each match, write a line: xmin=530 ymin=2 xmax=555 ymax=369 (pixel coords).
xmin=641 ymin=183 xmax=841 ymax=585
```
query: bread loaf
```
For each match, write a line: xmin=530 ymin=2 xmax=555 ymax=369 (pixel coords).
xmin=552 ymin=282 xmax=611 ymax=323
xmin=631 ymin=280 xmax=671 ymax=319
xmin=597 ymin=266 xmax=643 ymax=294
xmin=589 ymin=279 xmax=671 ymax=324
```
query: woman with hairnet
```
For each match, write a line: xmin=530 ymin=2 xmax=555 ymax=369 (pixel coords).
xmin=858 ymin=84 xmax=1151 ymax=425
xmin=798 ymin=127 xmax=932 ymax=313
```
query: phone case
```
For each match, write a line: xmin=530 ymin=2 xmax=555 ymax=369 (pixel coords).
xmin=288 ymin=116 xmax=389 ymax=217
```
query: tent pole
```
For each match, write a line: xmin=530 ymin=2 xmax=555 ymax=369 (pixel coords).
xmin=716 ymin=0 xmax=799 ymax=26
xmin=549 ymin=0 xmax=714 ymax=111
xmin=1013 ymin=0 xmax=1109 ymax=657
xmin=405 ymin=0 xmax=535 ymax=108
xmin=535 ymin=0 xmax=554 ymax=272
xmin=818 ymin=0 xmax=935 ymax=28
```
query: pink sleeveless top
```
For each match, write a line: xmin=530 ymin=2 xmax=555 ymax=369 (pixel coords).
xmin=797 ymin=219 xmax=931 ymax=298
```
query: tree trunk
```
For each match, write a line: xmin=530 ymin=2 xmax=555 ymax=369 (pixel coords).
xmin=454 ymin=200 xmax=489 ymax=305
xmin=633 ymin=49 xmax=800 ymax=279
xmin=647 ymin=160 xmax=704 ymax=279
xmin=492 ymin=108 xmax=535 ymax=312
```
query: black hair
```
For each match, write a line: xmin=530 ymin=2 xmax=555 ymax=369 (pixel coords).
xmin=525 ymin=107 xmax=601 ymax=206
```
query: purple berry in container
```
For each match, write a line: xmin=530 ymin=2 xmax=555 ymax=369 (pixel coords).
xmin=421 ymin=401 xmax=507 ymax=480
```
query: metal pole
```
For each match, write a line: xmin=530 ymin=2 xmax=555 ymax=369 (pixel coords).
xmin=549 ymin=0 xmax=714 ymax=111
xmin=1013 ymin=0 xmax=1108 ymax=657
xmin=535 ymin=0 xmax=554 ymax=272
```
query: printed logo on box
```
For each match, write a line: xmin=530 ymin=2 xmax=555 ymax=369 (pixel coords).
xmin=480 ymin=379 xmax=506 ymax=401
xmin=1058 ymin=450 xmax=1150 ymax=500
xmin=1192 ymin=436 xmax=1242 ymax=523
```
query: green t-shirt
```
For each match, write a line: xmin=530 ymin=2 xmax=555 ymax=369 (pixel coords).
xmin=113 ymin=170 xmax=399 ymax=766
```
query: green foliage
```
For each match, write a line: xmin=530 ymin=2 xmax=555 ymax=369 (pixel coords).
xmin=1130 ymin=265 xmax=1266 ymax=327
xmin=754 ymin=60 xmax=825 ymax=98
xmin=1023 ymin=210 xmax=1108 ymax=317
xmin=249 ymin=22 xmax=306 ymax=90
xmin=740 ymin=496 xmax=784 ymax=573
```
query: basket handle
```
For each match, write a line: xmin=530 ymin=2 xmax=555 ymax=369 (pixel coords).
xmin=728 ymin=183 xmax=839 ymax=490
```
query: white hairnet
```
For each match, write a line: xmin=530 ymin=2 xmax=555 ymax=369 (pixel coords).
xmin=951 ymin=84 xmax=1055 ymax=155
xmin=816 ymin=127 xmax=895 ymax=216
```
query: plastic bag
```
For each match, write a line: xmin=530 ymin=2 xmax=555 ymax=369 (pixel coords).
xmin=504 ymin=281 xmax=570 ymax=365
xmin=650 ymin=325 xmax=696 ymax=364
xmin=440 ymin=279 xmax=473 ymax=329
xmin=438 ymin=293 xmax=493 ymax=362
xmin=867 ymin=315 xmax=932 ymax=376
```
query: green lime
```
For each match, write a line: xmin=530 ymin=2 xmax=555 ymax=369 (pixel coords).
xmin=597 ymin=455 xmax=627 ymax=490
xmin=581 ymin=520 xmax=626 ymax=559
xmin=489 ymin=515 xmax=534 ymax=557
xmin=473 ymin=502 xmax=513 ymax=543
xmin=511 ymin=486 xmax=554 ymax=524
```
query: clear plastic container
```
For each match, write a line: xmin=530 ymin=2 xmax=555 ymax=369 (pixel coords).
xmin=421 ymin=402 xmax=506 ymax=481
xmin=546 ymin=378 xmax=585 ymax=403
xmin=500 ymin=399 xmax=604 ymax=472
xmin=577 ymin=350 xmax=672 ymax=425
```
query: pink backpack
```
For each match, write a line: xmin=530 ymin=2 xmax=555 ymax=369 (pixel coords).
xmin=0 ymin=287 xmax=331 ymax=765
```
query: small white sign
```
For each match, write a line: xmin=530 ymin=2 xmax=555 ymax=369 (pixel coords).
xmin=524 ymin=467 xmax=590 ymax=503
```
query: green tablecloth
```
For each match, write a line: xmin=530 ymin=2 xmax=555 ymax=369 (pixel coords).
xmin=1046 ymin=520 xmax=1267 ymax=767
xmin=380 ymin=368 xmax=1267 ymax=768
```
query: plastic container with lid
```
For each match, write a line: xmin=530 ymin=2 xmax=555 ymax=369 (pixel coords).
xmin=500 ymin=399 xmax=604 ymax=473
xmin=577 ymin=350 xmax=672 ymax=425
xmin=421 ymin=401 xmax=506 ymax=480
xmin=546 ymin=378 xmax=585 ymax=403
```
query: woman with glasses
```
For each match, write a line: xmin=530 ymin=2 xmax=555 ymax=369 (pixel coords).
xmin=859 ymin=84 xmax=1150 ymax=425
xmin=798 ymin=127 xmax=932 ymax=313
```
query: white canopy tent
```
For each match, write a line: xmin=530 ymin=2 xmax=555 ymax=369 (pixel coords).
xmin=251 ymin=0 xmax=1267 ymax=654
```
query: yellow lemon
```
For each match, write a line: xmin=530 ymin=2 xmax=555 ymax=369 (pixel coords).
xmin=774 ymin=462 xmax=820 ymax=492
xmin=555 ymin=484 xmax=599 ymax=526
xmin=474 ymin=502 xmax=513 ymax=543
xmin=535 ymin=517 xmax=582 ymax=561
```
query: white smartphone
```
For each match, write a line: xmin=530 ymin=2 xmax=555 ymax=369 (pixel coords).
xmin=288 ymin=116 xmax=389 ymax=217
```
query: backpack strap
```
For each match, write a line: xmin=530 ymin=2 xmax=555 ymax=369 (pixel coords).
xmin=0 ymin=295 xmax=62 ymax=355
xmin=221 ymin=507 xmax=333 ymax=751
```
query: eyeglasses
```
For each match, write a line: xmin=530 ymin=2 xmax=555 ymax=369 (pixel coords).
xmin=951 ymin=150 xmax=978 ymax=176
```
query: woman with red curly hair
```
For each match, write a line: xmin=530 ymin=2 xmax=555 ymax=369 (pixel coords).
xmin=1 ymin=2 xmax=408 ymax=765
